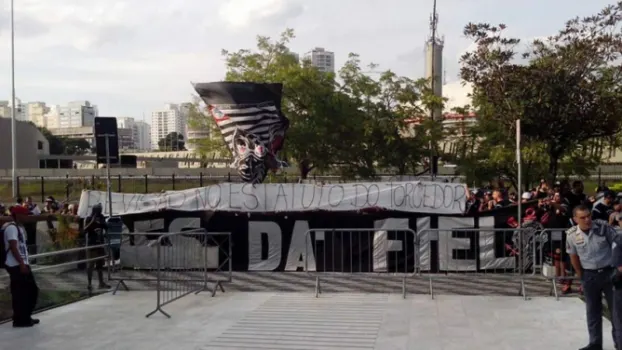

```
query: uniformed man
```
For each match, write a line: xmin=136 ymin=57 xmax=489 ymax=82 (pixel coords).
xmin=610 ymin=240 xmax=622 ymax=349
xmin=567 ymin=204 xmax=622 ymax=350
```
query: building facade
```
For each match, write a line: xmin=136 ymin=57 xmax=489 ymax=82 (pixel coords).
xmin=134 ymin=120 xmax=151 ymax=151
xmin=49 ymin=125 xmax=134 ymax=150
xmin=304 ymin=47 xmax=335 ymax=73
xmin=0 ymin=119 xmax=49 ymax=169
xmin=27 ymin=102 xmax=49 ymax=127
xmin=151 ymin=104 xmax=188 ymax=150
xmin=0 ymin=98 xmax=27 ymax=121
xmin=58 ymin=101 xmax=98 ymax=128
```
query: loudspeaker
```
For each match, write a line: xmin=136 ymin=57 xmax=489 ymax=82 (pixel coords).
xmin=93 ymin=117 xmax=119 ymax=164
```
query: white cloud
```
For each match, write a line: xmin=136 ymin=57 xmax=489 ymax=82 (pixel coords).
xmin=0 ymin=0 xmax=613 ymax=120
xmin=218 ymin=0 xmax=305 ymax=29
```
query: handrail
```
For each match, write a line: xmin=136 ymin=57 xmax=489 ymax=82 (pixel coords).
xmin=30 ymin=243 xmax=108 ymax=259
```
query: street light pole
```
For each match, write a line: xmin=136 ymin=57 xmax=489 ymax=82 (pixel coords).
xmin=10 ymin=0 xmax=18 ymax=199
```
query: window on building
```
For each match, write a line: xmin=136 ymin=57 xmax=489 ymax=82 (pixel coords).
xmin=37 ymin=141 xmax=43 ymax=150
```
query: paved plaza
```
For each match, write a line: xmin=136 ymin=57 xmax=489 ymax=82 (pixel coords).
xmin=0 ymin=291 xmax=613 ymax=350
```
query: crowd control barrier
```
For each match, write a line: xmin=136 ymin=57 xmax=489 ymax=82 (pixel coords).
xmin=304 ymin=228 xmax=419 ymax=299
xmin=418 ymin=228 xmax=529 ymax=300
xmin=99 ymin=229 xmax=232 ymax=318
xmin=530 ymin=228 xmax=580 ymax=300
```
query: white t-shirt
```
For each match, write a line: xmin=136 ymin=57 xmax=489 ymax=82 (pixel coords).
xmin=3 ymin=223 xmax=29 ymax=267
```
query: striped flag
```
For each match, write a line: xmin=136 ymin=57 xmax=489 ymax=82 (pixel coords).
xmin=193 ymin=82 xmax=289 ymax=184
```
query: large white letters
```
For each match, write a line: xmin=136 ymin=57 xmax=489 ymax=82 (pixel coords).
xmin=247 ymin=221 xmax=282 ymax=271
xmin=372 ymin=218 xmax=409 ymax=272
xmin=478 ymin=216 xmax=513 ymax=270
xmin=284 ymin=221 xmax=316 ymax=271
xmin=438 ymin=217 xmax=476 ymax=271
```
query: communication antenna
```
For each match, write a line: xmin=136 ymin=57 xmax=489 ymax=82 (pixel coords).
xmin=428 ymin=0 xmax=440 ymax=179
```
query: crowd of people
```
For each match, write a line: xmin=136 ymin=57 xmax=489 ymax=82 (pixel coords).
xmin=466 ymin=179 xmax=622 ymax=227
xmin=0 ymin=196 xmax=79 ymax=217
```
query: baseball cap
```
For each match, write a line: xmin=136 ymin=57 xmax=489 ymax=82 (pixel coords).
xmin=521 ymin=192 xmax=532 ymax=200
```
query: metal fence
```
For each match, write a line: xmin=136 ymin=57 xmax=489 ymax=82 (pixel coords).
xmin=304 ymin=228 xmax=419 ymax=299
xmin=0 ymin=173 xmax=309 ymax=204
xmin=529 ymin=228 xmax=580 ymax=300
xmin=101 ymin=229 xmax=232 ymax=318
xmin=418 ymin=228 xmax=529 ymax=300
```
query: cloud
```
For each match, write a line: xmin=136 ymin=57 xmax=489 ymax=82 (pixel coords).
xmin=218 ymin=0 xmax=305 ymax=29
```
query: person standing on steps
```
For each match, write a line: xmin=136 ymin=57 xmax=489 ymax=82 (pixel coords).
xmin=83 ymin=203 xmax=110 ymax=291
xmin=3 ymin=205 xmax=40 ymax=328
xmin=567 ymin=205 xmax=622 ymax=350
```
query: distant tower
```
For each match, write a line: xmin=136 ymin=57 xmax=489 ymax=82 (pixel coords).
xmin=424 ymin=0 xmax=444 ymax=121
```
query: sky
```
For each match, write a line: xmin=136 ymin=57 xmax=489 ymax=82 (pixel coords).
xmin=0 ymin=0 xmax=616 ymax=123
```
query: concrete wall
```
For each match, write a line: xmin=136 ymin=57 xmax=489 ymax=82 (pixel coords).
xmin=0 ymin=119 xmax=49 ymax=169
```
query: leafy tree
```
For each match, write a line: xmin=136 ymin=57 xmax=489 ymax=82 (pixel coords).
xmin=221 ymin=29 xmax=435 ymax=179
xmin=460 ymin=2 xmax=622 ymax=183
xmin=158 ymin=132 xmax=185 ymax=151
xmin=36 ymin=126 xmax=65 ymax=155
xmin=186 ymin=98 xmax=230 ymax=166
xmin=62 ymin=138 xmax=90 ymax=155
xmin=222 ymin=29 xmax=346 ymax=179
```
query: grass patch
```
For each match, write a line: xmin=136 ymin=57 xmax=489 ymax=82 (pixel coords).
xmin=0 ymin=289 xmax=96 ymax=323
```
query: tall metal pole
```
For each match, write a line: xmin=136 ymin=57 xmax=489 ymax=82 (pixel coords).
xmin=429 ymin=0 xmax=438 ymax=180
xmin=104 ymin=135 xmax=113 ymax=217
xmin=516 ymin=119 xmax=523 ymax=275
xmin=10 ymin=0 xmax=18 ymax=198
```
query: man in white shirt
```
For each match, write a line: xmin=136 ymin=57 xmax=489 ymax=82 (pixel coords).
xmin=3 ymin=205 xmax=39 ymax=328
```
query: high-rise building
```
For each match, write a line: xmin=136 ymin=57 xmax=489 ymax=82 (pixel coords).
xmin=304 ymin=47 xmax=335 ymax=73
xmin=9 ymin=98 xmax=27 ymax=121
xmin=151 ymin=104 xmax=187 ymax=150
xmin=0 ymin=101 xmax=10 ymax=119
xmin=134 ymin=120 xmax=151 ymax=151
xmin=0 ymin=98 xmax=27 ymax=120
xmin=27 ymin=102 xmax=49 ymax=127
xmin=58 ymin=101 xmax=97 ymax=128
xmin=116 ymin=117 xmax=152 ymax=151
xmin=44 ymin=105 xmax=61 ymax=129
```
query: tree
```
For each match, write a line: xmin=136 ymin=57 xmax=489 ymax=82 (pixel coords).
xmin=221 ymin=29 xmax=435 ymax=179
xmin=158 ymin=132 xmax=186 ymax=151
xmin=459 ymin=2 xmax=622 ymax=183
xmin=62 ymin=138 xmax=91 ymax=155
xmin=36 ymin=126 xmax=65 ymax=155
xmin=186 ymin=98 xmax=230 ymax=166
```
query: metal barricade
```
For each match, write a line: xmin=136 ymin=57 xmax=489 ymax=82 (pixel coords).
xmin=145 ymin=230 xmax=233 ymax=318
xmin=419 ymin=228 xmax=529 ymax=300
xmin=106 ymin=230 xmax=233 ymax=295
xmin=0 ymin=242 xmax=107 ymax=285
xmin=304 ymin=228 xmax=419 ymax=299
xmin=531 ymin=228 xmax=578 ymax=300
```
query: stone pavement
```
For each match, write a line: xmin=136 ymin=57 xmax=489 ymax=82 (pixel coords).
xmin=0 ymin=270 xmax=565 ymax=297
xmin=0 ymin=291 xmax=612 ymax=350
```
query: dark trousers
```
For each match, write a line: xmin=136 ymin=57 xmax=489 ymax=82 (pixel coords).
xmin=5 ymin=265 xmax=39 ymax=324
xmin=582 ymin=268 xmax=616 ymax=347
xmin=614 ymin=287 xmax=622 ymax=348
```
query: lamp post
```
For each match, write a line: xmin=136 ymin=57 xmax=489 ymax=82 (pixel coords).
xmin=10 ymin=0 xmax=18 ymax=199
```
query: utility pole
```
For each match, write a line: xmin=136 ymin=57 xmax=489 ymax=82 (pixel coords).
xmin=428 ymin=0 xmax=439 ymax=180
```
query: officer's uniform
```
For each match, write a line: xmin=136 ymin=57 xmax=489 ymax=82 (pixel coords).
xmin=566 ymin=220 xmax=622 ymax=349
xmin=611 ymin=242 xmax=622 ymax=349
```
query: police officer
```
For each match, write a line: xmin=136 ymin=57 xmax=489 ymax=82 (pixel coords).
xmin=567 ymin=204 xmax=622 ymax=350
xmin=611 ymin=240 xmax=622 ymax=349
xmin=83 ymin=203 xmax=110 ymax=290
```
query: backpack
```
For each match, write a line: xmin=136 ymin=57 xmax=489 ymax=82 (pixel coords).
xmin=0 ymin=222 xmax=17 ymax=269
